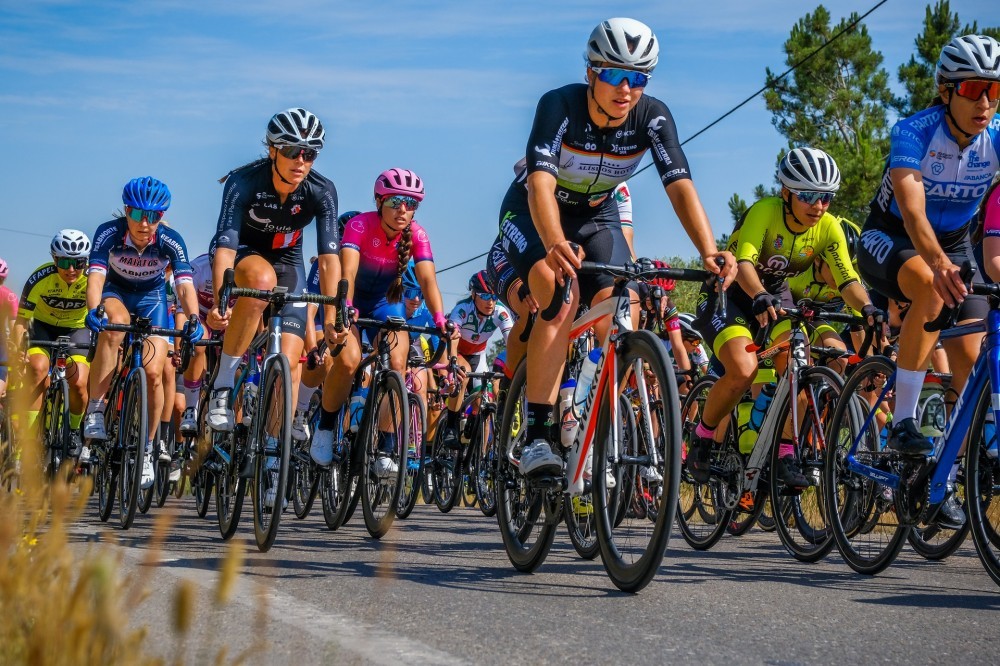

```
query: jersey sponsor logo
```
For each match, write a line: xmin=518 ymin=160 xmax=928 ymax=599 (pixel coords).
xmin=663 ymin=168 xmax=687 ymax=179
xmin=908 ymin=111 xmax=941 ymax=132
xmin=929 ymin=149 xmax=955 ymax=160
xmin=924 ymin=180 xmax=991 ymax=199
xmin=588 ymin=193 xmax=608 ymax=207
xmin=41 ymin=295 xmax=86 ymax=310
xmin=764 ymin=255 xmax=789 ymax=273
xmin=773 ymin=236 xmax=784 ymax=250
xmin=291 ymin=205 xmax=302 ymax=215
xmin=968 ymin=149 xmax=992 ymax=169
xmin=416 ymin=229 xmax=429 ymax=244
xmin=798 ymin=246 xmax=814 ymax=259
xmin=535 ymin=143 xmax=555 ymax=157
xmin=931 ymin=162 xmax=945 ymax=176
xmin=860 ymin=230 xmax=893 ymax=264
xmin=615 ymin=129 xmax=635 ymax=139
xmin=500 ymin=215 xmax=527 ymax=253
xmin=249 ymin=208 xmax=273 ymax=225
xmin=648 ymin=116 xmax=666 ymax=132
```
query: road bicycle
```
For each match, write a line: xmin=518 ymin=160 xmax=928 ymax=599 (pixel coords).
xmin=824 ymin=270 xmax=1000 ymax=586
xmin=30 ymin=336 xmax=91 ymax=481
xmin=496 ymin=259 xmax=712 ymax=592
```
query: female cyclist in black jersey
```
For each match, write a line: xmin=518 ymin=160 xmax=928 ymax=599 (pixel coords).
xmin=498 ymin=17 xmax=735 ymax=477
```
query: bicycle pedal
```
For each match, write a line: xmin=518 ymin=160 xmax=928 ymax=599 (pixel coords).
xmin=527 ymin=474 xmax=564 ymax=490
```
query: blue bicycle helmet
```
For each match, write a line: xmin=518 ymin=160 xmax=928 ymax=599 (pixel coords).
xmin=402 ymin=260 xmax=419 ymax=291
xmin=469 ymin=269 xmax=494 ymax=294
xmin=122 ymin=176 xmax=171 ymax=211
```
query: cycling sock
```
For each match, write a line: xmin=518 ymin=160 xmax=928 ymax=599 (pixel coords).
xmin=26 ymin=410 xmax=39 ymax=429
xmin=526 ymin=402 xmax=554 ymax=443
xmin=446 ymin=409 xmax=461 ymax=428
xmin=213 ymin=353 xmax=242 ymax=389
xmin=86 ymin=399 xmax=104 ymax=415
xmin=695 ymin=421 xmax=715 ymax=440
xmin=778 ymin=441 xmax=795 ymax=458
xmin=296 ymin=384 xmax=317 ymax=413
xmin=318 ymin=407 xmax=338 ymax=431
xmin=182 ymin=379 xmax=202 ymax=407
xmin=69 ymin=411 xmax=83 ymax=430
xmin=894 ymin=368 xmax=925 ymax=421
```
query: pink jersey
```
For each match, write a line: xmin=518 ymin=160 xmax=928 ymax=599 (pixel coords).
xmin=341 ymin=212 xmax=433 ymax=306
xmin=0 ymin=285 xmax=18 ymax=322
xmin=984 ymin=185 xmax=1000 ymax=239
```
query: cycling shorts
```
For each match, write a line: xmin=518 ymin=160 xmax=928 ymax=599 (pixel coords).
xmin=487 ymin=235 xmax=520 ymax=311
xmin=27 ymin=320 xmax=92 ymax=363
xmin=102 ymin=283 xmax=171 ymax=330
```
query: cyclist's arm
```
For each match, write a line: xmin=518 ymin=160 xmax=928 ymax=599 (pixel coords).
xmin=86 ymin=270 xmax=106 ymax=310
xmin=175 ymin=281 xmax=200 ymax=333
xmin=211 ymin=248 xmax=236 ymax=307
xmin=526 ymin=171 xmax=579 ymax=278
xmin=840 ymin=281 xmax=872 ymax=314
xmin=891 ymin=168 xmax=950 ymax=269
xmin=317 ymin=253 xmax=341 ymax=325
xmin=668 ymin=324 xmax=692 ymax=373
xmin=340 ymin=247 xmax=359 ymax=303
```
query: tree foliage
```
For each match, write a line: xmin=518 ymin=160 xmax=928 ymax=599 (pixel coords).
xmin=895 ymin=1 xmax=1000 ymax=117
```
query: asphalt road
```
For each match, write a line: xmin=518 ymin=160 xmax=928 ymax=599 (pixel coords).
xmin=67 ymin=498 xmax=1000 ymax=665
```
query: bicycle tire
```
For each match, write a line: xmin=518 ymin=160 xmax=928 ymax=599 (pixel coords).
xmin=292 ymin=441 xmax=320 ymax=519
xmin=154 ymin=436 xmax=172 ymax=508
xmin=965 ymin=378 xmax=1000 ymax=588
xmin=95 ymin=442 xmax=117 ymax=522
xmin=768 ymin=365 xmax=841 ymax=563
xmin=397 ymin=393 xmax=426 ymax=520
xmin=756 ymin=497 xmax=777 ymax=531
xmin=823 ymin=356 xmax=910 ymax=575
xmin=0 ymin=404 xmax=17 ymax=493
xmin=495 ymin=359 xmax=557 ymax=572
xmin=43 ymin=379 xmax=71 ymax=479
xmin=117 ymin=369 xmax=147 ymax=529
xmin=321 ymin=406 xmax=356 ymax=530
xmin=362 ymin=370 xmax=408 ymax=539
xmin=216 ymin=424 xmax=246 ymax=539
xmin=431 ymin=424 xmax=461 ymax=513
xmin=726 ymin=489 xmax=768 ymax=536
xmin=252 ymin=353 xmax=292 ymax=552
xmin=676 ymin=375 xmax=732 ymax=550
xmin=196 ymin=464 xmax=214 ymax=518
xmin=138 ymin=437 xmax=159 ymax=514
xmin=593 ymin=329 xmax=679 ymax=592
xmin=476 ymin=408 xmax=499 ymax=517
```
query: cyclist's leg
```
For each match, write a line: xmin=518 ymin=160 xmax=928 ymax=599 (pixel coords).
xmin=66 ymin=328 xmax=91 ymax=456
xmin=180 ymin=320 xmax=209 ymax=432
xmin=24 ymin=349 xmax=51 ymax=436
xmin=489 ymin=235 xmax=530 ymax=377
xmin=442 ymin=353 xmax=472 ymax=449
xmin=85 ymin=294 xmax=130 ymax=439
xmin=312 ymin=329 xmax=361 ymax=466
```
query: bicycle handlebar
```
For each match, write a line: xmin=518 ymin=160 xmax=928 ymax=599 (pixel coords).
xmin=354 ymin=316 xmax=455 ymax=369
xmin=747 ymin=304 xmax=879 ymax=363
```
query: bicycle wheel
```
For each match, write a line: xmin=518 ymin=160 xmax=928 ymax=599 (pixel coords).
xmin=361 ymin=371 xmax=408 ymax=539
xmin=196 ymin=464 xmax=214 ymax=518
xmin=216 ymin=422 xmax=247 ymax=539
xmin=321 ymin=407 xmax=357 ymax=530
xmin=397 ymin=394 xmax=426 ymax=520
xmin=117 ymin=370 xmax=147 ymax=529
xmin=42 ymin=380 xmax=71 ymax=478
xmin=824 ymin=356 xmax=910 ymax=575
xmin=593 ymin=329 xmax=679 ymax=592
xmin=495 ymin=360 xmax=558 ymax=572
xmin=138 ymin=437 xmax=158 ymax=515
xmin=95 ymin=442 xmax=117 ymax=522
xmin=0 ymin=403 xmax=17 ymax=493
xmin=756 ymin=497 xmax=777 ymax=532
xmin=676 ymin=375 xmax=733 ymax=550
xmin=476 ymin=407 xmax=499 ymax=517
xmin=769 ymin=366 xmax=842 ymax=563
xmin=965 ymin=378 xmax=1000 ymax=587
xmin=252 ymin=354 xmax=292 ymax=552
xmin=565 ymin=492 xmax=600 ymax=560
xmin=430 ymin=422 xmax=461 ymax=513
xmin=291 ymin=440 xmax=320 ymax=520
xmin=154 ymin=436 xmax=172 ymax=508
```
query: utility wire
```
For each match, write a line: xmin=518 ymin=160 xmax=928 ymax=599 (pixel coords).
xmin=437 ymin=0 xmax=889 ymax=274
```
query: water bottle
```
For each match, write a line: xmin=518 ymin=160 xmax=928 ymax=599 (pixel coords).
xmin=917 ymin=378 xmax=946 ymax=439
xmin=572 ymin=349 xmax=603 ymax=418
xmin=736 ymin=399 xmax=755 ymax=454
xmin=241 ymin=364 xmax=260 ymax=426
xmin=348 ymin=386 xmax=368 ymax=433
xmin=559 ymin=379 xmax=578 ymax=448
xmin=748 ymin=383 xmax=776 ymax=432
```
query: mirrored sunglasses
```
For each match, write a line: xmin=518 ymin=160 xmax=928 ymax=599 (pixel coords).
xmin=591 ymin=67 xmax=650 ymax=88
xmin=55 ymin=257 xmax=88 ymax=270
xmin=475 ymin=292 xmax=498 ymax=301
xmin=126 ymin=206 xmax=165 ymax=223
xmin=791 ymin=189 xmax=835 ymax=206
xmin=949 ymin=79 xmax=1000 ymax=103
xmin=384 ymin=195 xmax=420 ymax=210
xmin=276 ymin=144 xmax=319 ymax=162
xmin=403 ymin=288 xmax=423 ymax=300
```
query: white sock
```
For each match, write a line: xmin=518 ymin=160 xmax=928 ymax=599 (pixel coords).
xmin=297 ymin=384 xmax=318 ymax=413
xmin=182 ymin=384 xmax=201 ymax=407
xmin=213 ymin=353 xmax=242 ymax=390
xmin=86 ymin=399 xmax=105 ymax=415
xmin=894 ymin=368 xmax=925 ymax=422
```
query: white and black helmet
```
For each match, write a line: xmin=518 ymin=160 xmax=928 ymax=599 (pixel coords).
xmin=585 ymin=18 xmax=659 ymax=73
xmin=266 ymin=108 xmax=325 ymax=149
xmin=778 ymin=147 xmax=841 ymax=193
xmin=937 ymin=34 xmax=1000 ymax=83
xmin=50 ymin=229 xmax=92 ymax=259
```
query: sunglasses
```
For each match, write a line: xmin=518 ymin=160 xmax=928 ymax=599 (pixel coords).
xmin=475 ymin=292 xmax=498 ymax=301
xmin=126 ymin=206 xmax=165 ymax=224
xmin=403 ymin=288 xmax=423 ymax=300
xmin=948 ymin=79 xmax=1000 ymax=103
xmin=383 ymin=195 xmax=420 ymax=210
xmin=55 ymin=257 xmax=88 ymax=270
xmin=790 ymin=189 xmax=835 ymax=206
xmin=591 ymin=67 xmax=650 ymax=88
xmin=275 ymin=144 xmax=319 ymax=162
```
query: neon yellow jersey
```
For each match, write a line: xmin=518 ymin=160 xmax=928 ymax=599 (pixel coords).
xmin=17 ymin=263 xmax=88 ymax=329
xmin=728 ymin=197 xmax=859 ymax=293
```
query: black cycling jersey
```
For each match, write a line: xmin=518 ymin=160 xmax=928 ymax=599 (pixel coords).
xmin=213 ymin=159 xmax=339 ymax=264
xmin=522 ymin=83 xmax=691 ymax=208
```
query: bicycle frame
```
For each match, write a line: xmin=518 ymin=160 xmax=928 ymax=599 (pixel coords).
xmin=843 ymin=311 xmax=999 ymax=506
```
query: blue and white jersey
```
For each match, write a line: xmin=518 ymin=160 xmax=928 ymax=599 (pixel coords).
xmin=89 ymin=218 xmax=193 ymax=292
xmin=872 ymin=106 xmax=1000 ymax=233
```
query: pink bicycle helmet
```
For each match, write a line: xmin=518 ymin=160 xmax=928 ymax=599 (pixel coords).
xmin=0 ymin=258 xmax=7 ymax=279
xmin=374 ymin=168 xmax=425 ymax=202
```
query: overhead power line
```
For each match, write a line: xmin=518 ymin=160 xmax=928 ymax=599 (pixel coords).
xmin=438 ymin=0 xmax=889 ymax=274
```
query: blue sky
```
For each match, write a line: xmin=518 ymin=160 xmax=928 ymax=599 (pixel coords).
xmin=0 ymin=0 xmax=989 ymax=301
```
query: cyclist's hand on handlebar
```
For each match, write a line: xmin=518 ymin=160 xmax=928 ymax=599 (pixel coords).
xmin=324 ymin=320 xmax=349 ymax=349
xmin=704 ymin=251 xmax=737 ymax=290
xmin=206 ymin=306 xmax=230 ymax=331
xmin=931 ymin=259 xmax=967 ymax=308
xmin=545 ymin=240 xmax=583 ymax=285
xmin=752 ymin=291 xmax=782 ymax=327
xmin=860 ymin=303 xmax=884 ymax=328
xmin=183 ymin=318 xmax=205 ymax=345
xmin=85 ymin=307 xmax=107 ymax=333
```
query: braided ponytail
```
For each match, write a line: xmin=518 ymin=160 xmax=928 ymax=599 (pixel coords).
xmin=386 ymin=223 xmax=413 ymax=304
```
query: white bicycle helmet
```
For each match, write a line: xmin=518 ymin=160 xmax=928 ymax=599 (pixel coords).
xmin=777 ymin=148 xmax=841 ymax=193
xmin=937 ymin=34 xmax=1000 ymax=82
xmin=266 ymin=108 xmax=325 ymax=149
xmin=585 ymin=18 xmax=659 ymax=73
xmin=50 ymin=229 xmax=92 ymax=259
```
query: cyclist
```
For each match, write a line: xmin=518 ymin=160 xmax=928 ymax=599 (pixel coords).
xmin=309 ymin=168 xmax=452 ymax=473
xmin=690 ymin=148 xmax=879 ymax=488
xmin=11 ymin=232 xmax=91 ymax=458
xmin=0 ymin=259 xmax=18 ymax=401
xmin=677 ymin=314 xmax=710 ymax=376
xmin=177 ymin=252 xmax=214 ymax=434
xmin=83 ymin=177 xmax=203 ymax=490
xmin=637 ymin=262 xmax=695 ymax=390
xmin=402 ymin=261 xmax=440 ymax=420
xmin=438 ymin=270 xmax=513 ymax=449
xmin=498 ymin=17 xmax=734 ymax=477
xmin=205 ymin=108 xmax=340 ymax=438
xmin=857 ymin=35 xmax=998 ymax=495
